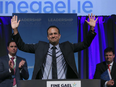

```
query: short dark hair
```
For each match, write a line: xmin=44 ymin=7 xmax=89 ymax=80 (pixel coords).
xmin=7 ymin=40 xmax=16 ymax=47
xmin=47 ymin=26 xmax=60 ymax=35
xmin=104 ymin=47 xmax=114 ymax=54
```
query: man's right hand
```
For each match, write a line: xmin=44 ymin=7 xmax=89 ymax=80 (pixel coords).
xmin=11 ymin=15 xmax=20 ymax=35
xmin=107 ymin=79 xmax=114 ymax=86
xmin=9 ymin=60 xmax=14 ymax=70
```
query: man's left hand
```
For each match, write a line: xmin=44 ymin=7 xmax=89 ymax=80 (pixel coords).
xmin=19 ymin=60 xmax=25 ymax=69
xmin=85 ymin=13 xmax=98 ymax=29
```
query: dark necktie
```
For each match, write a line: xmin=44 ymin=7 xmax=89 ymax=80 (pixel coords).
xmin=108 ymin=64 xmax=111 ymax=73
xmin=11 ymin=57 xmax=16 ymax=86
xmin=52 ymin=46 xmax=57 ymax=79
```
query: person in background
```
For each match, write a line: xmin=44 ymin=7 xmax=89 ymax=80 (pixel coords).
xmin=0 ymin=40 xmax=29 ymax=87
xmin=94 ymin=47 xmax=116 ymax=87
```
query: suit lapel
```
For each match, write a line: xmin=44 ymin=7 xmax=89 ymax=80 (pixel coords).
xmin=36 ymin=43 xmax=49 ymax=78
xmin=59 ymin=43 xmax=78 ymax=76
xmin=59 ymin=43 xmax=75 ymax=65
xmin=104 ymin=62 xmax=108 ymax=70
xmin=59 ymin=44 xmax=68 ymax=62
xmin=43 ymin=44 xmax=49 ymax=59
xmin=111 ymin=62 xmax=116 ymax=78
xmin=15 ymin=56 xmax=20 ymax=74
xmin=59 ymin=44 xmax=65 ymax=58
xmin=36 ymin=43 xmax=49 ymax=70
xmin=6 ymin=55 xmax=10 ymax=69
xmin=59 ymin=44 xmax=74 ymax=67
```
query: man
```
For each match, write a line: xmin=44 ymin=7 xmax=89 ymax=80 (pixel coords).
xmin=0 ymin=40 xmax=29 ymax=87
xmin=11 ymin=13 xmax=98 ymax=79
xmin=94 ymin=47 xmax=116 ymax=87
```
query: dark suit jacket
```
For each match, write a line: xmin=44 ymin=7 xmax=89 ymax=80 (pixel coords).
xmin=0 ymin=55 xmax=29 ymax=87
xmin=12 ymin=31 xmax=96 ymax=79
xmin=94 ymin=61 xmax=116 ymax=87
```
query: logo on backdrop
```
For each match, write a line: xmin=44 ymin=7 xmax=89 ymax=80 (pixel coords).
xmin=0 ymin=0 xmax=93 ymax=16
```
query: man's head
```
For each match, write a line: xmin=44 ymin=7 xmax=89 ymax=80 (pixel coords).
xmin=7 ymin=40 xmax=17 ymax=56
xmin=47 ymin=26 xmax=61 ymax=46
xmin=104 ymin=47 xmax=115 ymax=64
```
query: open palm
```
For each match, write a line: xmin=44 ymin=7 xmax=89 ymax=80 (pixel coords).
xmin=85 ymin=13 xmax=98 ymax=28
xmin=11 ymin=15 xmax=20 ymax=29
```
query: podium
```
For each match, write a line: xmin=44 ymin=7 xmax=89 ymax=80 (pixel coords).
xmin=18 ymin=79 xmax=100 ymax=87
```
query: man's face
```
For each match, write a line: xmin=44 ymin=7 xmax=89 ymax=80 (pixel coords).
xmin=104 ymin=51 xmax=115 ymax=64
xmin=7 ymin=42 xmax=17 ymax=56
xmin=47 ymin=27 xmax=61 ymax=46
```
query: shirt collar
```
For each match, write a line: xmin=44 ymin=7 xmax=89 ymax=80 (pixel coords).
xmin=8 ymin=54 xmax=16 ymax=59
xmin=106 ymin=61 xmax=113 ymax=66
xmin=49 ymin=43 xmax=59 ymax=49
